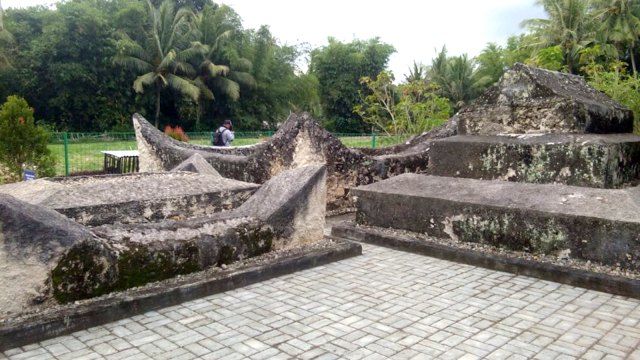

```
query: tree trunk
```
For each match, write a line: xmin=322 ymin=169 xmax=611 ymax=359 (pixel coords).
xmin=631 ymin=45 xmax=637 ymax=77
xmin=196 ymin=101 xmax=204 ymax=131
xmin=154 ymin=87 xmax=161 ymax=129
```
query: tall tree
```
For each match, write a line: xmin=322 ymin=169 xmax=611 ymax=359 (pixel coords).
xmin=523 ymin=0 xmax=596 ymax=74
xmin=475 ymin=43 xmax=506 ymax=87
xmin=594 ymin=0 xmax=640 ymax=75
xmin=114 ymin=0 xmax=199 ymax=128
xmin=0 ymin=0 xmax=13 ymax=70
xmin=429 ymin=47 xmax=485 ymax=109
xmin=404 ymin=61 xmax=426 ymax=83
xmin=189 ymin=4 xmax=254 ymax=129
xmin=310 ymin=37 xmax=395 ymax=132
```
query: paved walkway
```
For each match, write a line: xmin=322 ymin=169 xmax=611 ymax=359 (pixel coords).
xmin=3 ymin=243 xmax=640 ymax=360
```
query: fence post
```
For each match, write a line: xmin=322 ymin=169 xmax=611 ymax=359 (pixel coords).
xmin=371 ymin=132 xmax=377 ymax=149
xmin=63 ymin=132 xmax=70 ymax=176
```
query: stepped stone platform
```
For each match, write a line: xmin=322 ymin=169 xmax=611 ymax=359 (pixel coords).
xmin=428 ymin=134 xmax=640 ymax=188
xmin=0 ymin=172 xmax=258 ymax=226
xmin=457 ymin=63 xmax=633 ymax=135
xmin=352 ymin=174 xmax=640 ymax=270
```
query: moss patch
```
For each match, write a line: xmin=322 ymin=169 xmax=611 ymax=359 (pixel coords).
xmin=115 ymin=243 xmax=201 ymax=290
xmin=51 ymin=242 xmax=114 ymax=303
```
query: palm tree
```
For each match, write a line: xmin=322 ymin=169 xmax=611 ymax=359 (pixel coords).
xmin=0 ymin=0 xmax=14 ymax=70
xmin=189 ymin=4 xmax=255 ymax=129
xmin=404 ymin=61 xmax=425 ymax=82
xmin=114 ymin=0 xmax=199 ymax=128
xmin=428 ymin=48 xmax=484 ymax=109
xmin=523 ymin=0 xmax=596 ymax=73
xmin=476 ymin=43 xmax=506 ymax=87
xmin=594 ymin=0 xmax=640 ymax=75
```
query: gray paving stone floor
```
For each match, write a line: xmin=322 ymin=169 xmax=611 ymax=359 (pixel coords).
xmin=3 ymin=243 xmax=640 ymax=360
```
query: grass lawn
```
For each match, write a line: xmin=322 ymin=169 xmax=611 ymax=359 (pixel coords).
xmin=48 ymin=135 xmax=411 ymax=176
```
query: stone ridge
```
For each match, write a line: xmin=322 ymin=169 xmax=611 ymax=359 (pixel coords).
xmin=134 ymin=112 xmax=457 ymax=209
xmin=457 ymin=63 xmax=634 ymax=135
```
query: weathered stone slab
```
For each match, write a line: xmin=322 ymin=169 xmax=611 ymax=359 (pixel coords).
xmin=353 ymin=174 xmax=640 ymax=269
xmin=50 ymin=165 xmax=327 ymax=303
xmin=457 ymin=63 xmax=634 ymax=135
xmin=0 ymin=194 xmax=95 ymax=316
xmin=0 ymin=172 xmax=258 ymax=226
xmin=428 ymin=134 xmax=640 ymax=188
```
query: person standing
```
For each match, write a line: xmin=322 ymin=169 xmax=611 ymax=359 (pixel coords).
xmin=213 ymin=119 xmax=235 ymax=146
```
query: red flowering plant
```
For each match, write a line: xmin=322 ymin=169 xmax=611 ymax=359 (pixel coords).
xmin=164 ymin=125 xmax=189 ymax=142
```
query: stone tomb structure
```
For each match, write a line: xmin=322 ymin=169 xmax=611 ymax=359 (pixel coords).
xmin=0 ymin=164 xmax=327 ymax=316
xmin=0 ymin=167 xmax=258 ymax=226
xmin=133 ymin=111 xmax=457 ymax=209
xmin=344 ymin=64 xmax=640 ymax=271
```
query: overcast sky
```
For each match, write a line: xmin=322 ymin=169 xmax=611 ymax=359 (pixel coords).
xmin=3 ymin=0 xmax=545 ymax=78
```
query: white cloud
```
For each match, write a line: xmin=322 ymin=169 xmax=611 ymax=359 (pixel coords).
xmin=4 ymin=0 xmax=546 ymax=79
xmin=3 ymin=0 xmax=56 ymax=9
xmin=223 ymin=0 xmax=545 ymax=78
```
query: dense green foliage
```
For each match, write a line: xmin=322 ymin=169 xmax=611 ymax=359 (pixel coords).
xmin=310 ymin=38 xmax=395 ymax=132
xmin=0 ymin=96 xmax=55 ymax=179
xmin=354 ymin=71 xmax=451 ymax=135
xmin=0 ymin=0 xmax=638 ymax=135
xmin=417 ymin=0 xmax=640 ymax=131
xmin=0 ymin=0 xmax=317 ymax=132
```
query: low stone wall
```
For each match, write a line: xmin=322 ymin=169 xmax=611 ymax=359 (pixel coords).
xmin=134 ymin=112 xmax=456 ymax=209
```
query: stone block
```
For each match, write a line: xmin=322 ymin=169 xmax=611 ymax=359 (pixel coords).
xmin=457 ymin=63 xmax=634 ymax=135
xmin=428 ymin=134 xmax=640 ymax=188
xmin=353 ymin=174 xmax=640 ymax=269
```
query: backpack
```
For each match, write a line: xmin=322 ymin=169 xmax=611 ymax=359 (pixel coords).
xmin=213 ymin=128 xmax=227 ymax=146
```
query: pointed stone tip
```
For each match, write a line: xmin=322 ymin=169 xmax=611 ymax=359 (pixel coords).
xmin=171 ymin=153 xmax=221 ymax=177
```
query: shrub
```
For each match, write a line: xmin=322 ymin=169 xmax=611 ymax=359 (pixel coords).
xmin=164 ymin=125 xmax=189 ymax=142
xmin=0 ymin=96 xmax=56 ymax=180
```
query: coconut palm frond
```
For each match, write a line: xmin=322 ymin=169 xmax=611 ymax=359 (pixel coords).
xmin=133 ymin=72 xmax=157 ymax=93
xmin=205 ymin=62 xmax=229 ymax=77
xmin=166 ymin=73 xmax=200 ymax=101
xmin=173 ymin=60 xmax=196 ymax=77
xmin=158 ymin=49 xmax=177 ymax=71
xmin=195 ymin=77 xmax=215 ymax=100
xmin=114 ymin=55 xmax=154 ymax=73
xmin=228 ymin=71 xmax=256 ymax=88
xmin=211 ymin=76 xmax=240 ymax=100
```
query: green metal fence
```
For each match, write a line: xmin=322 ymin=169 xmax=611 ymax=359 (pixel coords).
xmin=48 ymin=131 xmax=414 ymax=176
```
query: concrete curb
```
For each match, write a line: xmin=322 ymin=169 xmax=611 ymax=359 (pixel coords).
xmin=0 ymin=239 xmax=362 ymax=351
xmin=332 ymin=223 xmax=640 ymax=299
